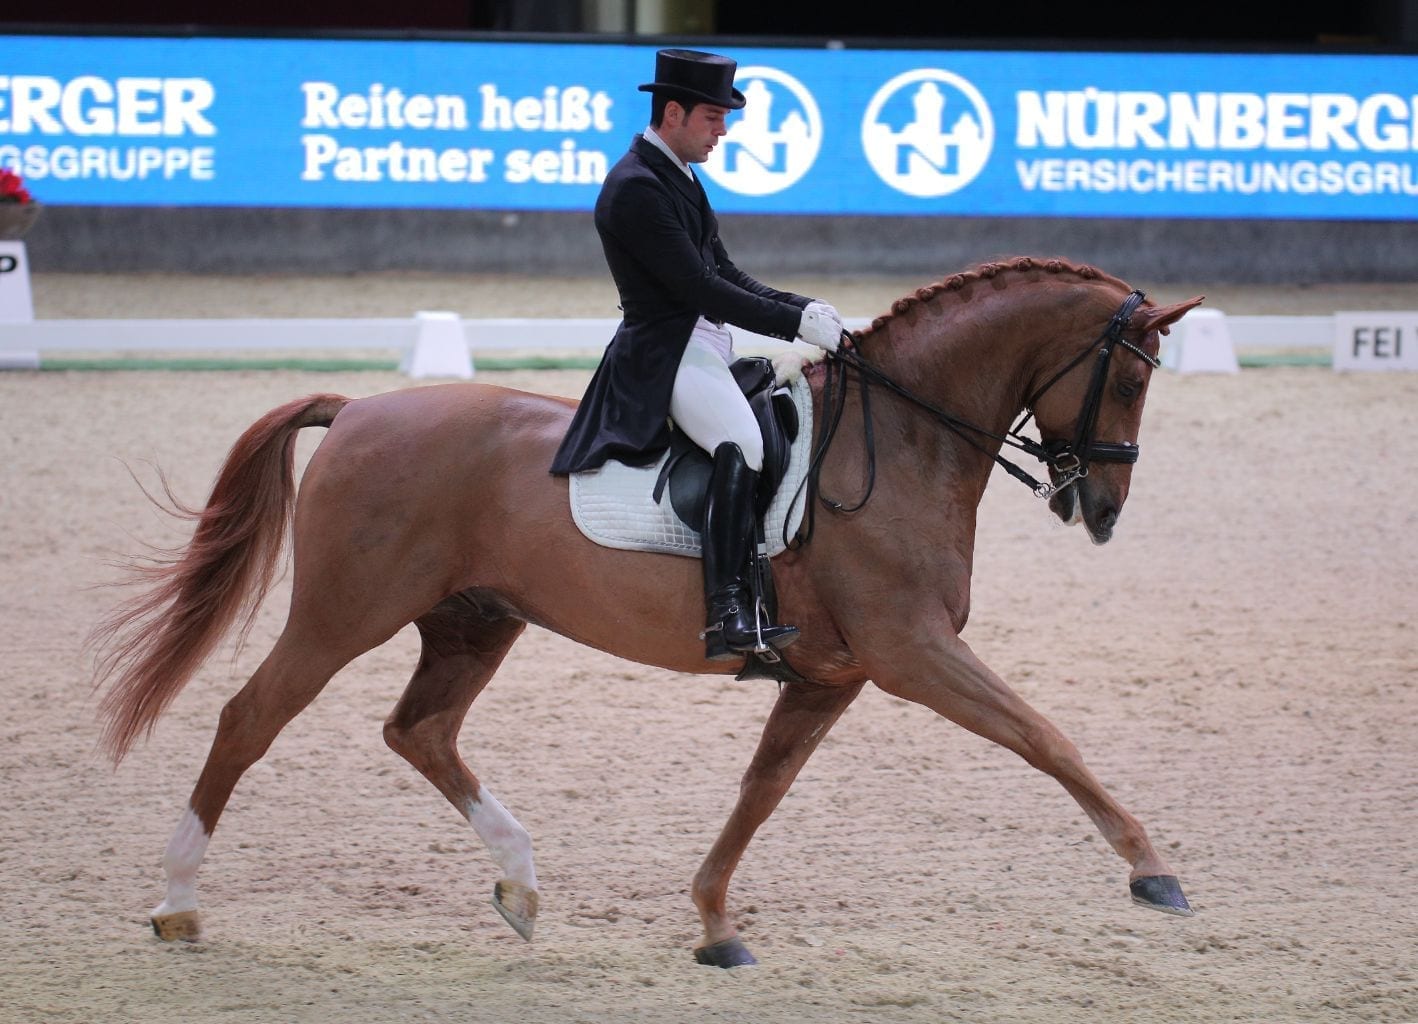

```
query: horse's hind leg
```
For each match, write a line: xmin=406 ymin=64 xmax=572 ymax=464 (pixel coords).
xmin=691 ymin=680 xmax=864 ymax=967
xmin=150 ymin=624 xmax=356 ymax=941
xmin=381 ymin=593 xmax=537 ymax=940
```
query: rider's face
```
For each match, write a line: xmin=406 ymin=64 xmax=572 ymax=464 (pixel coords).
xmin=660 ymin=101 xmax=730 ymax=164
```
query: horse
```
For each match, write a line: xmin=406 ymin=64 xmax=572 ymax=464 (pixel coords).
xmin=90 ymin=256 xmax=1205 ymax=968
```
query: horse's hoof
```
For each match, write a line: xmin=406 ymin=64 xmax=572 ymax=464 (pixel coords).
xmin=1130 ymin=875 xmax=1194 ymax=917
xmin=693 ymin=936 xmax=759 ymax=968
xmin=151 ymin=909 xmax=202 ymax=942
xmin=492 ymin=880 xmax=538 ymax=941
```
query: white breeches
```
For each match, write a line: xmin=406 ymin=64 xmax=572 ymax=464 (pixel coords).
xmin=668 ymin=320 xmax=764 ymax=472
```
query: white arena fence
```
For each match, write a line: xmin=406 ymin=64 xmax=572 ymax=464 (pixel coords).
xmin=0 ymin=311 xmax=1366 ymax=377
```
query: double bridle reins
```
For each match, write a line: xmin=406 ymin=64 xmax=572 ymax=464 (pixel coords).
xmin=789 ymin=289 xmax=1160 ymax=546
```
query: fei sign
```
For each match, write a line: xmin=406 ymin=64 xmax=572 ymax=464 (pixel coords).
xmin=1 ymin=34 xmax=1416 ymax=220
xmin=1333 ymin=313 xmax=1418 ymax=370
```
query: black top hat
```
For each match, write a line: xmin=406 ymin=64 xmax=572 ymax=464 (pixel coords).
xmin=638 ymin=49 xmax=746 ymax=110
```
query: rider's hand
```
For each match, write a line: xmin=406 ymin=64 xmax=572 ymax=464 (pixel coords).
xmin=805 ymin=300 xmax=844 ymax=332
xmin=797 ymin=307 xmax=842 ymax=352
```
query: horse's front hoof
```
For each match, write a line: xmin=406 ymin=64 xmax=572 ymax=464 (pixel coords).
xmin=492 ymin=880 xmax=539 ymax=941
xmin=694 ymin=936 xmax=758 ymax=968
xmin=151 ymin=909 xmax=202 ymax=941
xmin=1130 ymin=875 xmax=1194 ymax=917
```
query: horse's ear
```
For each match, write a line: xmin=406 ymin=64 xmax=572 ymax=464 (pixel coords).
xmin=1137 ymin=295 xmax=1205 ymax=336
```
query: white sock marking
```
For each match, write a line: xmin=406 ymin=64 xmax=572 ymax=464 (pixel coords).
xmin=465 ymin=788 xmax=537 ymax=889
xmin=152 ymin=806 xmax=208 ymax=917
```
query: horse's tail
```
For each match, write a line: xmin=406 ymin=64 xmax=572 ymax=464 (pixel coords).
xmin=91 ymin=393 xmax=352 ymax=764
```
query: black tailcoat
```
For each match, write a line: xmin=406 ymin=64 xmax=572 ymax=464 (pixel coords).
xmin=549 ymin=136 xmax=810 ymax=475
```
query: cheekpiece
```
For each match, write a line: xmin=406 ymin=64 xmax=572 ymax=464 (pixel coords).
xmin=638 ymin=48 xmax=746 ymax=110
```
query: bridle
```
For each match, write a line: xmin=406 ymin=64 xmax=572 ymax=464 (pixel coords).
xmin=788 ymin=289 xmax=1160 ymax=546
xmin=1013 ymin=288 xmax=1159 ymax=493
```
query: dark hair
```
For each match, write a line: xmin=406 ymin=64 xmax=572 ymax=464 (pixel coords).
xmin=650 ymin=92 xmax=699 ymax=128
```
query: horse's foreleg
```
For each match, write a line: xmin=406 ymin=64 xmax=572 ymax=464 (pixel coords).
xmin=869 ymin=635 xmax=1193 ymax=917
xmin=692 ymin=680 xmax=864 ymax=967
xmin=151 ymin=628 xmax=351 ymax=941
xmin=382 ymin=600 xmax=537 ymax=940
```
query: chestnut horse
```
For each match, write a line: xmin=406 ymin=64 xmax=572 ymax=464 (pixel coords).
xmin=92 ymin=257 xmax=1204 ymax=967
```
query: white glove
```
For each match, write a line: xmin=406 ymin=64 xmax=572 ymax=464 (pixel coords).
xmin=797 ymin=306 xmax=842 ymax=352
xmin=805 ymin=300 xmax=844 ymax=332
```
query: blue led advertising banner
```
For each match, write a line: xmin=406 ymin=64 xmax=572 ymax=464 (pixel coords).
xmin=1 ymin=33 xmax=1416 ymax=219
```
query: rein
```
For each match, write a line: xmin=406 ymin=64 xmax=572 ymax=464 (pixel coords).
xmin=787 ymin=290 xmax=1159 ymax=548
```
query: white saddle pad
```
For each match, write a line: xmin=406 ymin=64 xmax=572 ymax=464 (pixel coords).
xmin=569 ymin=372 xmax=813 ymax=558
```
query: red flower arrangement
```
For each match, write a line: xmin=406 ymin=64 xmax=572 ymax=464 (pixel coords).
xmin=1 ymin=167 xmax=33 ymax=204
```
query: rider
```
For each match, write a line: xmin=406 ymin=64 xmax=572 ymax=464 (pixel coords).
xmin=549 ymin=48 xmax=844 ymax=661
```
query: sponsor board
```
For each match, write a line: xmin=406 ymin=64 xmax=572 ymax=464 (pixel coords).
xmin=2 ymin=35 xmax=1415 ymax=218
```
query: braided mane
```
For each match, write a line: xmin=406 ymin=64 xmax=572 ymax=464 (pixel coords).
xmin=854 ymin=256 xmax=1133 ymax=339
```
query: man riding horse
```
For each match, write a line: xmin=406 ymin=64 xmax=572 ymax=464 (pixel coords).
xmin=549 ymin=48 xmax=844 ymax=661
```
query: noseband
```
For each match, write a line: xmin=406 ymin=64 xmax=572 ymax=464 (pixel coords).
xmin=789 ymin=290 xmax=1159 ymax=546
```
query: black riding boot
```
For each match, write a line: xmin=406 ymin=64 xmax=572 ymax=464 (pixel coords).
xmin=701 ymin=442 xmax=800 ymax=661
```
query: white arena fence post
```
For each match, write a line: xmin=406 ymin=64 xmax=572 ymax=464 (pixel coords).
xmin=401 ymin=311 xmax=473 ymax=379
xmin=1164 ymin=307 xmax=1239 ymax=374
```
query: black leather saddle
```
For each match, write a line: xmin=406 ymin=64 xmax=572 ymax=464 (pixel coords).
xmin=652 ymin=356 xmax=799 ymax=532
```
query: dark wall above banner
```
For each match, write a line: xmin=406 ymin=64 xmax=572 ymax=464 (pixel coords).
xmin=10 ymin=1 xmax=1415 ymax=46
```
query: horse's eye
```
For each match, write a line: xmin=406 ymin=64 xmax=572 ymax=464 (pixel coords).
xmin=1116 ymin=379 xmax=1141 ymax=400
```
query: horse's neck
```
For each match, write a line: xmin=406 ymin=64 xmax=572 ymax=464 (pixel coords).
xmin=860 ymin=294 xmax=1048 ymax=480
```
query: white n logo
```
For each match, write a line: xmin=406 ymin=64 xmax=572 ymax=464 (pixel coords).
xmin=702 ymin=69 xmax=822 ymax=197
xmin=862 ymin=70 xmax=994 ymax=198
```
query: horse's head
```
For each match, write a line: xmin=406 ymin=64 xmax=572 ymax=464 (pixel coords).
xmin=1032 ymin=290 xmax=1204 ymax=544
